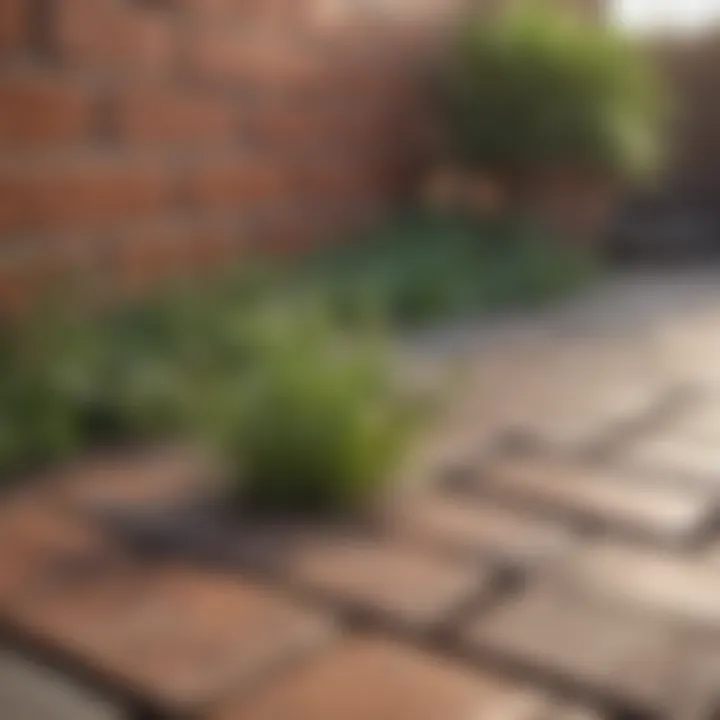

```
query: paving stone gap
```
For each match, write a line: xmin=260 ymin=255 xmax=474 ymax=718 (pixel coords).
xmin=446 ymin=455 xmax=718 ymax=548
xmin=390 ymin=491 xmax=572 ymax=569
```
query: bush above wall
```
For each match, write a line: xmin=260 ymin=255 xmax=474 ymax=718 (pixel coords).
xmin=442 ymin=2 xmax=666 ymax=179
xmin=436 ymin=2 xmax=667 ymax=244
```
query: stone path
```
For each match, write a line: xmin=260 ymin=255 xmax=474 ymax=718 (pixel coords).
xmin=5 ymin=270 xmax=720 ymax=719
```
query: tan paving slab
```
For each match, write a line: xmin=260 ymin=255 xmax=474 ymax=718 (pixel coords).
xmin=213 ymin=638 xmax=553 ymax=720
xmin=666 ymin=397 xmax=720 ymax=444
xmin=286 ymin=537 xmax=491 ymax=632
xmin=462 ymin=584 xmax=684 ymax=716
xmin=512 ymin=384 xmax=662 ymax=451
xmin=0 ymin=564 xmax=333 ymax=715
xmin=392 ymin=492 xmax=570 ymax=565
xmin=554 ymin=541 xmax=720 ymax=629
xmin=453 ymin=456 xmax=715 ymax=547
xmin=622 ymin=434 xmax=720 ymax=486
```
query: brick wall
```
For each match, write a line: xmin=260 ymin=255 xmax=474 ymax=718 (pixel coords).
xmin=0 ymin=0 xmax=605 ymax=311
xmin=0 ymin=0 xmax=470 ymax=311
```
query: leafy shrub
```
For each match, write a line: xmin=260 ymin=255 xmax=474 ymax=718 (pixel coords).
xmin=210 ymin=303 xmax=424 ymax=515
xmin=441 ymin=2 xmax=665 ymax=179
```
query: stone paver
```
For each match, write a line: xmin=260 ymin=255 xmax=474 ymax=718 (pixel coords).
xmin=555 ymin=541 xmax=720 ymax=628
xmin=506 ymin=381 xmax=665 ymax=452
xmin=462 ymin=584 xmax=686 ymax=716
xmin=623 ymin=434 xmax=720 ymax=486
xmin=213 ymin=639 xmax=554 ymax=720
xmin=451 ymin=455 xmax=716 ymax=547
xmin=392 ymin=492 xmax=570 ymax=565
xmin=0 ymin=649 xmax=122 ymax=720
xmin=0 ymin=493 xmax=113 ymax=603
xmin=663 ymin=396 xmax=720 ymax=444
xmin=286 ymin=538 xmax=491 ymax=632
xmin=0 ymin=564 xmax=332 ymax=716
xmin=49 ymin=445 xmax=219 ymax=514
xmin=7 ymin=272 xmax=720 ymax=718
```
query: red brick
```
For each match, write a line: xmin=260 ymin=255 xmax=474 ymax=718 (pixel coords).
xmin=0 ymin=0 xmax=28 ymax=55
xmin=112 ymin=218 xmax=242 ymax=291
xmin=240 ymin=101 xmax=332 ymax=150
xmin=187 ymin=28 xmax=324 ymax=88
xmin=293 ymin=159 xmax=378 ymax=203
xmin=55 ymin=0 xmax=174 ymax=76
xmin=0 ymin=157 xmax=173 ymax=236
xmin=0 ymin=73 xmax=95 ymax=149
xmin=187 ymin=155 xmax=285 ymax=211
xmin=179 ymin=0 xmax=305 ymax=23
xmin=115 ymin=87 xmax=236 ymax=146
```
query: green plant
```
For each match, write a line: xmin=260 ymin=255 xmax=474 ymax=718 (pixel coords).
xmin=441 ymin=2 xmax=666 ymax=179
xmin=214 ymin=302 xmax=424 ymax=515
xmin=0 ymin=313 xmax=86 ymax=478
xmin=298 ymin=209 xmax=599 ymax=328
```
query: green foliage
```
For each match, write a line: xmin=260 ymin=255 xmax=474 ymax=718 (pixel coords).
xmin=301 ymin=210 xmax=599 ymax=327
xmin=213 ymin=303 xmax=423 ymax=515
xmin=0 ymin=209 xmax=597 ymax=515
xmin=441 ymin=2 xmax=666 ymax=178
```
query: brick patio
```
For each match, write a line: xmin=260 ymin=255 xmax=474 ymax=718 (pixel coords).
xmin=5 ymin=271 xmax=720 ymax=719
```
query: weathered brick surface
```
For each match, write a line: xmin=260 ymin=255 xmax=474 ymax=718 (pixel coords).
xmin=186 ymin=154 xmax=287 ymax=211
xmin=2 ymin=564 xmax=332 ymax=715
xmin=0 ymin=0 xmax=27 ymax=56
xmin=0 ymin=156 xmax=174 ymax=236
xmin=115 ymin=87 xmax=236 ymax=147
xmin=214 ymin=639 xmax=553 ymax=720
xmin=179 ymin=0 xmax=305 ymax=24
xmin=0 ymin=0 xmax=457 ymax=306
xmin=54 ymin=0 xmax=175 ymax=76
xmin=453 ymin=456 xmax=715 ymax=546
xmin=0 ymin=73 xmax=96 ymax=150
xmin=186 ymin=28 xmax=325 ymax=88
